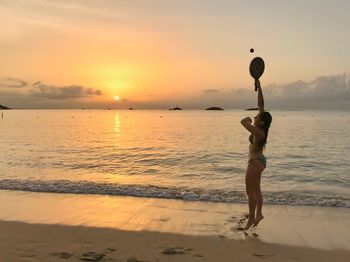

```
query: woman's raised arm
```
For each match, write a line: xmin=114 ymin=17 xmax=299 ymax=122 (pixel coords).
xmin=256 ymin=80 xmax=265 ymax=113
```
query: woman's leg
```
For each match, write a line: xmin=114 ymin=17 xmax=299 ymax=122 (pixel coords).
xmin=254 ymin=171 xmax=264 ymax=227
xmin=244 ymin=160 xmax=262 ymax=230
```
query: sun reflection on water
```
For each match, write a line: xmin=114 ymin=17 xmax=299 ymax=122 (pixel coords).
xmin=114 ymin=113 xmax=121 ymax=138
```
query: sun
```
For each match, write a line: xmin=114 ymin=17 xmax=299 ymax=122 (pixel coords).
xmin=114 ymin=96 xmax=120 ymax=101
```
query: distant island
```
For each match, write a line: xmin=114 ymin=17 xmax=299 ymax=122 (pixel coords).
xmin=0 ymin=104 xmax=11 ymax=110
xmin=245 ymin=107 xmax=258 ymax=111
xmin=206 ymin=107 xmax=223 ymax=110
xmin=169 ymin=106 xmax=182 ymax=110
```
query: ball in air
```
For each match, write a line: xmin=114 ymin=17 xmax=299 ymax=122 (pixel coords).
xmin=250 ymin=48 xmax=254 ymax=53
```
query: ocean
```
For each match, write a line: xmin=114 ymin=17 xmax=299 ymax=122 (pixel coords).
xmin=1 ymin=109 xmax=349 ymax=208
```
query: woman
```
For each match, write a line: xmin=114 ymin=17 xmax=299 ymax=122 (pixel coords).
xmin=240 ymin=80 xmax=272 ymax=230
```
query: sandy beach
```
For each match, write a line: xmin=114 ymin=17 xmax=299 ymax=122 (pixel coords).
xmin=0 ymin=191 xmax=349 ymax=261
xmin=1 ymin=220 xmax=349 ymax=262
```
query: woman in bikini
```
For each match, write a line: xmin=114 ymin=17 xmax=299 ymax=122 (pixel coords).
xmin=240 ymin=80 xmax=272 ymax=230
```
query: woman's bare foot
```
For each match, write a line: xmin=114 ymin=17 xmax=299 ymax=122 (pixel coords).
xmin=244 ymin=218 xmax=256 ymax=230
xmin=253 ymin=214 xmax=264 ymax=227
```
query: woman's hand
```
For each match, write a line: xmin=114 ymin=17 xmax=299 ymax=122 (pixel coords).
xmin=241 ymin=116 xmax=264 ymax=137
xmin=241 ymin=117 xmax=252 ymax=124
xmin=255 ymin=79 xmax=261 ymax=89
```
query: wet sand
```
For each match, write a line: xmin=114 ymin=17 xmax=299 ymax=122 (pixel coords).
xmin=0 ymin=190 xmax=349 ymax=261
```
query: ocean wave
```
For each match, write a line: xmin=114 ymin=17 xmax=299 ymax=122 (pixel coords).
xmin=0 ymin=179 xmax=348 ymax=208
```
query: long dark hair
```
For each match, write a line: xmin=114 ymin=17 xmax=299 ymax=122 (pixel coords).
xmin=260 ymin=111 xmax=272 ymax=149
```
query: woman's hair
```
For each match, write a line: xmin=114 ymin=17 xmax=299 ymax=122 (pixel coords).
xmin=259 ymin=111 xmax=272 ymax=148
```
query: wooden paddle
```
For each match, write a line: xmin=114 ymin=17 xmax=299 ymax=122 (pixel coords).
xmin=249 ymin=57 xmax=265 ymax=91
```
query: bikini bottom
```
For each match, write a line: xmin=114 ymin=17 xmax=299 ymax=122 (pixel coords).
xmin=249 ymin=156 xmax=266 ymax=168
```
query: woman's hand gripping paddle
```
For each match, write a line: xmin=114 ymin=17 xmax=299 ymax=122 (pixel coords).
xmin=249 ymin=57 xmax=265 ymax=91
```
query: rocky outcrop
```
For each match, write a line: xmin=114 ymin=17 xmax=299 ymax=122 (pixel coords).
xmin=169 ymin=107 xmax=182 ymax=110
xmin=205 ymin=107 xmax=223 ymax=110
xmin=0 ymin=104 xmax=10 ymax=110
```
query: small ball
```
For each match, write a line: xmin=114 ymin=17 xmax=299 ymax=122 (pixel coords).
xmin=250 ymin=48 xmax=254 ymax=53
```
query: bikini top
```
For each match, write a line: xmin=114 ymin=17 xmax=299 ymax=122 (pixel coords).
xmin=249 ymin=134 xmax=266 ymax=146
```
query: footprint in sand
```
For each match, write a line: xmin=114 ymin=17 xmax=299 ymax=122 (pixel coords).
xmin=161 ymin=247 xmax=192 ymax=255
xmin=10 ymin=248 xmax=34 ymax=259
xmin=127 ymin=257 xmax=148 ymax=262
xmin=234 ymin=226 xmax=245 ymax=231
xmin=218 ymin=235 xmax=226 ymax=241
xmin=79 ymin=248 xmax=115 ymax=261
xmin=226 ymin=216 xmax=238 ymax=223
xmin=235 ymin=215 xmax=249 ymax=230
xmin=252 ymin=253 xmax=274 ymax=259
xmin=226 ymin=215 xmax=247 ymax=232
xmin=20 ymin=253 xmax=37 ymax=259
xmin=52 ymin=251 xmax=73 ymax=259
xmin=80 ymin=251 xmax=105 ymax=261
xmin=104 ymin=248 xmax=116 ymax=253
xmin=230 ymin=215 xmax=262 ymax=235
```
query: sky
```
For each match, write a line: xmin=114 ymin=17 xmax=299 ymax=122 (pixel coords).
xmin=0 ymin=0 xmax=349 ymax=109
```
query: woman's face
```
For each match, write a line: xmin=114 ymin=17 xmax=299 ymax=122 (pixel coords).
xmin=254 ymin=113 xmax=263 ymax=127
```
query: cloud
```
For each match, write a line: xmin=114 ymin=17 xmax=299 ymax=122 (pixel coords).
xmin=313 ymin=74 xmax=350 ymax=97
xmin=1 ymin=73 xmax=349 ymax=109
xmin=134 ymin=72 xmax=350 ymax=109
xmin=264 ymin=73 xmax=350 ymax=108
xmin=31 ymin=82 xmax=102 ymax=100
xmin=0 ymin=77 xmax=27 ymax=88
xmin=223 ymin=72 xmax=350 ymax=109
xmin=202 ymin=88 xmax=219 ymax=93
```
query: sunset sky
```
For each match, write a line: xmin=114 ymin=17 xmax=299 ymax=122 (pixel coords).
xmin=0 ymin=0 xmax=349 ymax=109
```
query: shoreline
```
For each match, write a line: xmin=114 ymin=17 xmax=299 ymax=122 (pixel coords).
xmin=1 ymin=179 xmax=348 ymax=208
xmin=1 ymin=220 xmax=349 ymax=262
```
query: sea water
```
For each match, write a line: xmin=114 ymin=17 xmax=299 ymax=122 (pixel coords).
xmin=0 ymin=109 xmax=349 ymax=208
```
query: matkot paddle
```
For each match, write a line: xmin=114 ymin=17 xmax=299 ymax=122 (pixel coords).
xmin=249 ymin=57 xmax=265 ymax=91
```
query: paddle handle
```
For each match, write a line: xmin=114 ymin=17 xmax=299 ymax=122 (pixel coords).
xmin=254 ymin=80 xmax=258 ymax=92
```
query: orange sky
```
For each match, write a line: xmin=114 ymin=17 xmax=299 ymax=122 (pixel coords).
xmin=0 ymin=1 xmax=349 ymax=109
